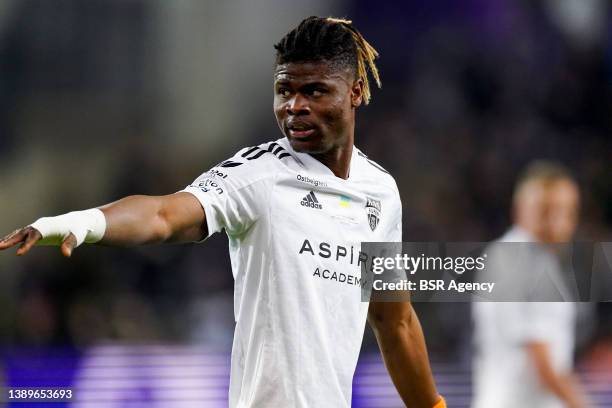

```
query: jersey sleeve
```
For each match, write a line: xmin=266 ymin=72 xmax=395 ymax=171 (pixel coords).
xmin=385 ymin=187 xmax=403 ymax=243
xmin=181 ymin=147 xmax=276 ymax=240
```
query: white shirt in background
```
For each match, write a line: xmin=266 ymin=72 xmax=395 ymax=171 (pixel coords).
xmin=472 ymin=227 xmax=576 ymax=408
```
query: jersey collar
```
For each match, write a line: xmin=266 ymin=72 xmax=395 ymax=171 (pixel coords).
xmin=278 ymin=137 xmax=361 ymax=181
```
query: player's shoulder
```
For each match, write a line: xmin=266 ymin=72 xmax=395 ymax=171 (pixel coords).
xmin=212 ymin=139 xmax=293 ymax=176
xmin=354 ymin=147 xmax=399 ymax=193
xmin=187 ymin=139 xmax=293 ymax=195
xmin=186 ymin=140 xmax=293 ymax=202
xmin=498 ymin=227 xmax=533 ymax=243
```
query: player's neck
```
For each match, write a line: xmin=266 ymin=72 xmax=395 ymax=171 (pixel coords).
xmin=514 ymin=221 xmax=544 ymax=243
xmin=311 ymin=143 xmax=353 ymax=180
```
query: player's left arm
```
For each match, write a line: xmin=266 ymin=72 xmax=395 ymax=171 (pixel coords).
xmin=368 ymin=301 xmax=444 ymax=408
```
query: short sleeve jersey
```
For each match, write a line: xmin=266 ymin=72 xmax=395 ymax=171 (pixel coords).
xmin=182 ymin=137 xmax=402 ymax=408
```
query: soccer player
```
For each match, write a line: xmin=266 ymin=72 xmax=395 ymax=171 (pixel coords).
xmin=472 ymin=161 xmax=587 ymax=408
xmin=0 ymin=16 xmax=444 ymax=408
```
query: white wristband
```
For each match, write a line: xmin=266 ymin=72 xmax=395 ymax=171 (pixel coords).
xmin=30 ymin=208 xmax=107 ymax=247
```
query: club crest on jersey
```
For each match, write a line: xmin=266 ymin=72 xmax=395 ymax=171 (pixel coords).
xmin=365 ymin=197 xmax=381 ymax=231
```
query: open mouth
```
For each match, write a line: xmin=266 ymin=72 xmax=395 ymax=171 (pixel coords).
xmin=287 ymin=122 xmax=316 ymax=139
xmin=289 ymin=128 xmax=315 ymax=138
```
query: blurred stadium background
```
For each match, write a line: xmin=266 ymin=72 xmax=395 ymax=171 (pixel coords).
xmin=0 ymin=0 xmax=611 ymax=407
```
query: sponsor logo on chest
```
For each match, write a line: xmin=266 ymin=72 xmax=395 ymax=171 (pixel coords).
xmin=300 ymin=191 xmax=323 ymax=210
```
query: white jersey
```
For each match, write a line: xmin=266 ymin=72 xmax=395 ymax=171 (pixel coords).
xmin=182 ymin=137 xmax=402 ymax=408
xmin=472 ymin=227 xmax=576 ymax=408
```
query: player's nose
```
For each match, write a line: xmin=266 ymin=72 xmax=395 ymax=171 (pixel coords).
xmin=287 ymin=94 xmax=310 ymax=116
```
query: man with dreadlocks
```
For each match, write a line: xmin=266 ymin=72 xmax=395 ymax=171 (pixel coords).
xmin=0 ymin=16 xmax=444 ymax=408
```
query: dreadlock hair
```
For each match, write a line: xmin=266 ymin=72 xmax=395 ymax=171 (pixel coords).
xmin=274 ymin=16 xmax=381 ymax=105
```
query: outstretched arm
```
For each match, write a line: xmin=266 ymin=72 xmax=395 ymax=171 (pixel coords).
xmin=368 ymin=301 xmax=443 ymax=408
xmin=0 ymin=192 xmax=207 ymax=257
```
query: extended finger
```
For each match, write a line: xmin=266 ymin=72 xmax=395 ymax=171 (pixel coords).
xmin=0 ymin=229 xmax=28 ymax=250
xmin=60 ymin=233 xmax=77 ymax=258
xmin=16 ymin=228 xmax=42 ymax=256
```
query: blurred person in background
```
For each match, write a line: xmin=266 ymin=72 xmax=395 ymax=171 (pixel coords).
xmin=0 ymin=16 xmax=445 ymax=408
xmin=472 ymin=161 xmax=588 ymax=408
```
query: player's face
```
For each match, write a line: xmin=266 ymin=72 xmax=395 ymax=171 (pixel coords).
xmin=543 ymin=180 xmax=580 ymax=242
xmin=517 ymin=179 xmax=580 ymax=243
xmin=273 ymin=61 xmax=362 ymax=154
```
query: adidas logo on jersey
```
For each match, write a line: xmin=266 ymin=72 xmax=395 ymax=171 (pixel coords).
xmin=300 ymin=191 xmax=322 ymax=210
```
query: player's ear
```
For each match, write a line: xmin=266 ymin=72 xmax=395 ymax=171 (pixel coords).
xmin=351 ymin=79 xmax=363 ymax=108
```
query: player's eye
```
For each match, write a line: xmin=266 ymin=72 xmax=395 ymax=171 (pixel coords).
xmin=277 ymin=88 xmax=291 ymax=97
xmin=312 ymin=89 xmax=324 ymax=97
xmin=305 ymin=87 xmax=326 ymax=97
